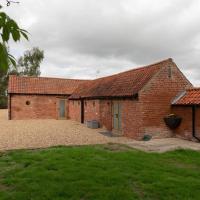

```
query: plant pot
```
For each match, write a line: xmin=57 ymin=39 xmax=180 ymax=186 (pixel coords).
xmin=164 ymin=115 xmax=182 ymax=129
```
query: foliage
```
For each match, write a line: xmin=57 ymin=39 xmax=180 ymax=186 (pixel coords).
xmin=0 ymin=144 xmax=200 ymax=200
xmin=17 ymin=47 xmax=44 ymax=76
xmin=0 ymin=95 xmax=7 ymax=108
xmin=0 ymin=66 xmax=17 ymax=108
xmin=0 ymin=47 xmax=44 ymax=108
xmin=0 ymin=67 xmax=8 ymax=108
xmin=0 ymin=6 xmax=28 ymax=70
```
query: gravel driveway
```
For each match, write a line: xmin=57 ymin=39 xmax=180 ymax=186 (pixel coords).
xmin=0 ymin=110 xmax=131 ymax=151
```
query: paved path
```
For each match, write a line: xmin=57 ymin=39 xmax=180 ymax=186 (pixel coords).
xmin=1 ymin=109 xmax=200 ymax=152
xmin=125 ymin=138 xmax=200 ymax=152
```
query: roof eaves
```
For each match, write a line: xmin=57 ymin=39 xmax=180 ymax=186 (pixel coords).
xmin=171 ymin=90 xmax=187 ymax=105
xmin=8 ymin=92 xmax=71 ymax=96
xmin=69 ymin=94 xmax=138 ymax=100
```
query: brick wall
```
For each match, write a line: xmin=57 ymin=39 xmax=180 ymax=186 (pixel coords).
xmin=68 ymin=61 xmax=194 ymax=141
xmin=84 ymin=100 xmax=100 ymax=123
xmin=68 ymin=100 xmax=101 ymax=124
xmin=99 ymin=100 xmax=112 ymax=130
xmin=121 ymin=100 xmax=143 ymax=139
xmin=67 ymin=62 xmax=192 ymax=140
xmin=98 ymin=99 xmax=143 ymax=138
xmin=138 ymin=61 xmax=192 ymax=139
xmin=172 ymin=106 xmax=200 ymax=141
xmin=68 ymin=99 xmax=113 ymax=130
xmin=68 ymin=100 xmax=81 ymax=122
xmin=10 ymin=94 xmax=69 ymax=119
xmin=195 ymin=108 xmax=200 ymax=138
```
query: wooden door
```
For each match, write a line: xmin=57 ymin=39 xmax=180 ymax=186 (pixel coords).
xmin=59 ymin=99 xmax=66 ymax=118
xmin=113 ymin=102 xmax=122 ymax=132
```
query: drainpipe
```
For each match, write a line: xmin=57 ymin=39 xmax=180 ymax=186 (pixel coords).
xmin=8 ymin=94 xmax=11 ymax=120
xmin=192 ymin=105 xmax=200 ymax=142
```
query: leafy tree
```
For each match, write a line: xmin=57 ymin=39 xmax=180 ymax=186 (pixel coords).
xmin=17 ymin=47 xmax=44 ymax=76
xmin=0 ymin=1 xmax=29 ymax=108
xmin=0 ymin=68 xmax=8 ymax=108
xmin=0 ymin=65 xmax=18 ymax=108
xmin=0 ymin=47 xmax=44 ymax=108
xmin=0 ymin=3 xmax=28 ymax=71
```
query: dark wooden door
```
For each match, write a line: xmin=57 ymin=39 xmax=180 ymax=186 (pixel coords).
xmin=81 ymin=100 xmax=84 ymax=123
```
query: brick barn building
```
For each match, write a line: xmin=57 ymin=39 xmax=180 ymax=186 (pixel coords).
xmin=8 ymin=76 xmax=87 ymax=119
xmin=8 ymin=58 xmax=200 ymax=141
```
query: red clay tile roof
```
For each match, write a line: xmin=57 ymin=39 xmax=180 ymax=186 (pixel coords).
xmin=70 ymin=58 xmax=173 ymax=99
xmin=8 ymin=76 xmax=88 ymax=95
xmin=172 ymin=88 xmax=200 ymax=105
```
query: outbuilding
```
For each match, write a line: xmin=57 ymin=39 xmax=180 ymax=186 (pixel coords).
xmin=8 ymin=58 xmax=200 ymax=141
xmin=172 ymin=88 xmax=200 ymax=141
xmin=8 ymin=76 xmax=87 ymax=119
xmin=68 ymin=58 xmax=193 ymax=139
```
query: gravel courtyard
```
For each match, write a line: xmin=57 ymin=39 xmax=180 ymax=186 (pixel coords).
xmin=1 ymin=109 xmax=200 ymax=152
xmin=0 ymin=109 xmax=131 ymax=151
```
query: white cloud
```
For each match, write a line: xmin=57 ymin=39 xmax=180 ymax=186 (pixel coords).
xmin=2 ymin=0 xmax=200 ymax=85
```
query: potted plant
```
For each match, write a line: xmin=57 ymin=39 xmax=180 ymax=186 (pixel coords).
xmin=164 ymin=114 xmax=182 ymax=129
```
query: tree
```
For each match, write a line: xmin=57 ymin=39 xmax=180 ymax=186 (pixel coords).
xmin=0 ymin=2 xmax=28 ymax=71
xmin=17 ymin=47 xmax=44 ymax=76
xmin=0 ymin=47 xmax=44 ymax=108
xmin=0 ymin=68 xmax=8 ymax=108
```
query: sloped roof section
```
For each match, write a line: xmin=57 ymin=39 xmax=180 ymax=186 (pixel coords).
xmin=8 ymin=75 xmax=88 ymax=95
xmin=172 ymin=88 xmax=200 ymax=105
xmin=70 ymin=58 xmax=173 ymax=99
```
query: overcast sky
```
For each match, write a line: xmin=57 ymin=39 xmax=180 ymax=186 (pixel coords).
xmin=2 ymin=0 xmax=200 ymax=85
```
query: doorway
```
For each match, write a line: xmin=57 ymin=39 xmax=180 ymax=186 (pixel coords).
xmin=81 ymin=100 xmax=84 ymax=123
xmin=59 ymin=99 xmax=66 ymax=119
xmin=112 ymin=101 xmax=122 ymax=133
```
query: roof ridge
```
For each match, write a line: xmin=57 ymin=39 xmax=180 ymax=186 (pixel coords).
xmin=70 ymin=58 xmax=173 ymax=99
xmin=94 ymin=58 xmax=173 ymax=81
xmin=9 ymin=58 xmax=172 ymax=82
xmin=8 ymin=75 xmax=89 ymax=95
xmin=9 ymin=75 xmax=90 ymax=82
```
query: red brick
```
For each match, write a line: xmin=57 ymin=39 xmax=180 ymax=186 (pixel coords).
xmin=9 ymin=58 xmax=197 ymax=141
xmin=10 ymin=94 xmax=69 ymax=120
xmin=68 ymin=60 xmax=192 ymax=140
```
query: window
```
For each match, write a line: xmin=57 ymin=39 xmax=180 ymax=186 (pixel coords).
xmin=26 ymin=100 xmax=30 ymax=105
xmin=85 ymin=101 xmax=87 ymax=106
xmin=93 ymin=101 xmax=95 ymax=107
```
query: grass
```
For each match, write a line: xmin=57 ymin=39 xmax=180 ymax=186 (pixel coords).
xmin=0 ymin=143 xmax=200 ymax=200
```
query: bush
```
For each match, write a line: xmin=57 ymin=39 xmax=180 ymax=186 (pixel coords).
xmin=0 ymin=96 xmax=8 ymax=109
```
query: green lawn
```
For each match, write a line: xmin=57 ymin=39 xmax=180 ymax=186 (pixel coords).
xmin=0 ymin=144 xmax=200 ymax=200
